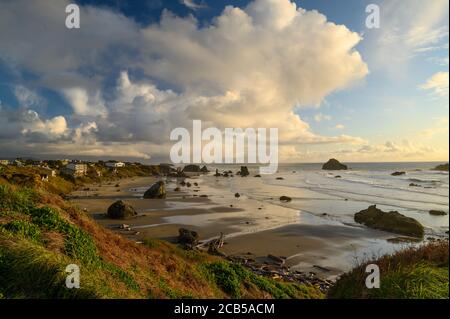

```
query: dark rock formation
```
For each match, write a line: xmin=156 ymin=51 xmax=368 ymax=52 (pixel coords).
xmin=200 ymin=165 xmax=209 ymax=173
xmin=432 ymin=163 xmax=449 ymax=171
xmin=107 ymin=200 xmax=137 ymax=219
xmin=254 ymin=174 xmax=261 ymax=177
xmin=143 ymin=181 xmax=166 ymax=199
xmin=322 ymin=159 xmax=347 ymax=170
xmin=234 ymin=193 xmax=241 ymax=198
xmin=391 ymin=171 xmax=406 ymax=176
xmin=158 ymin=163 xmax=176 ymax=175
xmin=240 ymin=166 xmax=250 ymax=177
xmin=429 ymin=210 xmax=447 ymax=216
xmin=276 ymin=177 xmax=284 ymax=180
xmin=279 ymin=196 xmax=292 ymax=202
xmin=182 ymin=164 xmax=202 ymax=173
xmin=354 ymin=205 xmax=424 ymax=238
xmin=178 ymin=228 xmax=199 ymax=248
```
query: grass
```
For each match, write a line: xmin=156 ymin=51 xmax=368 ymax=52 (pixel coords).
xmin=200 ymin=261 xmax=324 ymax=299
xmin=1 ymin=220 xmax=42 ymax=243
xmin=328 ymin=240 xmax=449 ymax=299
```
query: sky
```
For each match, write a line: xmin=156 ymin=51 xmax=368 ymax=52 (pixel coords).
xmin=0 ymin=0 xmax=448 ymax=163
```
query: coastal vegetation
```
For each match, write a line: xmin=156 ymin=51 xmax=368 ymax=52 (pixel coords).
xmin=328 ymin=240 xmax=448 ymax=299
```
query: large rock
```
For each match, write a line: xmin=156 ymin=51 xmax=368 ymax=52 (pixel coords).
xmin=391 ymin=171 xmax=406 ymax=176
xmin=182 ymin=164 xmax=202 ymax=173
xmin=158 ymin=163 xmax=176 ymax=175
xmin=354 ymin=205 xmax=424 ymax=238
xmin=322 ymin=159 xmax=347 ymax=170
xmin=240 ymin=166 xmax=250 ymax=177
xmin=432 ymin=163 xmax=449 ymax=171
xmin=429 ymin=210 xmax=447 ymax=216
xmin=107 ymin=200 xmax=137 ymax=219
xmin=200 ymin=165 xmax=209 ymax=173
xmin=143 ymin=181 xmax=166 ymax=199
xmin=178 ymin=228 xmax=199 ymax=248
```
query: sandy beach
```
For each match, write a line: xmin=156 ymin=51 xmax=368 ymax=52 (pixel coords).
xmin=68 ymin=162 xmax=450 ymax=280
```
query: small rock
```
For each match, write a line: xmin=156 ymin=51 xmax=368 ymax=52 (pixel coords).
xmin=429 ymin=210 xmax=447 ymax=216
xmin=279 ymin=196 xmax=292 ymax=202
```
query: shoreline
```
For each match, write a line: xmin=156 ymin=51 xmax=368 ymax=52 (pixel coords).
xmin=68 ymin=169 xmax=448 ymax=280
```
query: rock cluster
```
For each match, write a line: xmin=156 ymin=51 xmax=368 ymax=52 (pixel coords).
xmin=227 ymin=255 xmax=333 ymax=292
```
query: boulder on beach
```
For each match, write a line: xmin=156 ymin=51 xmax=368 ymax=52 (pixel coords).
xmin=107 ymin=200 xmax=137 ymax=219
xmin=240 ymin=166 xmax=250 ymax=177
xmin=143 ymin=181 xmax=166 ymax=199
xmin=234 ymin=193 xmax=241 ymax=198
xmin=322 ymin=158 xmax=347 ymax=170
xmin=429 ymin=210 xmax=447 ymax=216
xmin=200 ymin=165 xmax=209 ymax=173
xmin=391 ymin=171 xmax=406 ymax=176
xmin=354 ymin=205 xmax=424 ymax=238
xmin=254 ymin=174 xmax=261 ymax=178
xmin=279 ymin=196 xmax=292 ymax=202
xmin=158 ymin=163 xmax=176 ymax=175
xmin=178 ymin=228 xmax=199 ymax=248
xmin=432 ymin=163 xmax=449 ymax=171
xmin=182 ymin=164 xmax=202 ymax=173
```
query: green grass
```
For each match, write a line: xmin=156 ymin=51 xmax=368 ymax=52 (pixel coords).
xmin=370 ymin=263 xmax=448 ymax=299
xmin=1 ymin=220 xmax=42 ymax=243
xmin=200 ymin=261 xmax=324 ymax=299
xmin=0 ymin=239 xmax=98 ymax=298
xmin=0 ymin=185 xmax=38 ymax=215
xmin=328 ymin=241 xmax=449 ymax=299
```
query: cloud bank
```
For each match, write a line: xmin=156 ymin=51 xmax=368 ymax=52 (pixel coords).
xmin=0 ymin=0 xmax=370 ymax=161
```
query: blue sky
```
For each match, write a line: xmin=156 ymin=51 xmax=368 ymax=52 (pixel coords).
xmin=0 ymin=0 xmax=448 ymax=162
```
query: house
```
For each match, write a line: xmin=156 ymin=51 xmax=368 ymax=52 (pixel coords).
xmin=0 ymin=160 xmax=9 ymax=166
xmin=61 ymin=163 xmax=88 ymax=177
xmin=40 ymin=174 xmax=49 ymax=182
xmin=105 ymin=161 xmax=125 ymax=168
xmin=42 ymin=168 xmax=57 ymax=177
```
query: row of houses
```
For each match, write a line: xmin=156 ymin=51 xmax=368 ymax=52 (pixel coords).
xmin=0 ymin=159 xmax=126 ymax=178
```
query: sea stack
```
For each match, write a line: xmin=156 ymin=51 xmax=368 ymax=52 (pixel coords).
xmin=322 ymin=158 xmax=347 ymax=170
